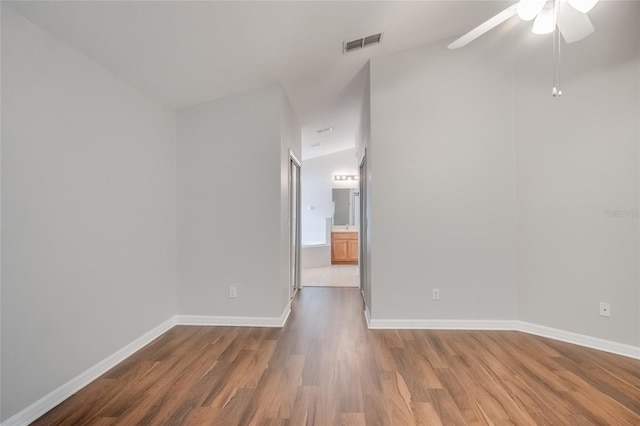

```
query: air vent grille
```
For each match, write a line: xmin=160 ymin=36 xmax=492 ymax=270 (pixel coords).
xmin=345 ymin=39 xmax=364 ymax=52
xmin=343 ymin=32 xmax=383 ymax=53
xmin=363 ymin=34 xmax=382 ymax=47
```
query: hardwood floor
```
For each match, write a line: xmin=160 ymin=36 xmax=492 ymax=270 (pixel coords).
xmin=33 ymin=287 xmax=640 ymax=425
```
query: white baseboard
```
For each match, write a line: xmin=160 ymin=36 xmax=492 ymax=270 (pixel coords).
xmin=175 ymin=305 xmax=291 ymax=328
xmin=1 ymin=317 xmax=177 ymax=426
xmin=366 ymin=316 xmax=518 ymax=331
xmin=516 ymin=321 xmax=640 ymax=360
xmin=363 ymin=314 xmax=640 ymax=360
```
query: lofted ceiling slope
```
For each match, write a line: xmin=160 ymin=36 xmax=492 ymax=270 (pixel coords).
xmin=6 ymin=1 xmax=512 ymax=158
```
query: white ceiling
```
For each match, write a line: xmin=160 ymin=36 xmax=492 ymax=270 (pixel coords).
xmin=7 ymin=1 xmax=511 ymax=159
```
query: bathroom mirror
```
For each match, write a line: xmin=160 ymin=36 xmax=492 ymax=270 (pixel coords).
xmin=332 ymin=188 xmax=360 ymax=226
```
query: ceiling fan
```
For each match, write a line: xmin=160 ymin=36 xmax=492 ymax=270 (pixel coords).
xmin=448 ymin=0 xmax=599 ymax=97
xmin=448 ymin=0 xmax=599 ymax=49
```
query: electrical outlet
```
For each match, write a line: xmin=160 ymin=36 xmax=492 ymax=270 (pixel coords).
xmin=432 ymin=288 xmax=440 ymax=300
xmin=229 ymin=286 xmax=237 ymax=298
xmin=599 ymin=302 xmax=610 ymax=317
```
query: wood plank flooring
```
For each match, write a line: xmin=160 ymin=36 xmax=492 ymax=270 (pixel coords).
xmin=33 ymin=287 xmax=640 ymax=425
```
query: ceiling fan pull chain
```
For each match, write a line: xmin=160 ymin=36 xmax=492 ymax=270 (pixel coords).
xmin=552 ymin=0 xmax=562 ymax=97
xmin=552 ymin=10 xmax=557 ymax=97
xmin=557 ymin=10 xmax=562 ymax=97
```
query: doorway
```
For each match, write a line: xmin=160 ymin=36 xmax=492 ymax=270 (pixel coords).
xmin=359 ymin=152 xmax=368 ymax=301
xmin=299 ymin=148 xmax=360 ymax=287
xmin=289 ymin=153 xmax=301 ymax=299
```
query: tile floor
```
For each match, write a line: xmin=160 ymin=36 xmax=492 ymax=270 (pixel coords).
xmin=301 ymin=264 xmax=360 ymax=288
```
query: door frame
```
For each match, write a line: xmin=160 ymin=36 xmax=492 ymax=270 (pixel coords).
xmin=359 ymin=151 xmax=367 ymax=298
xmin=289 ymin=151 xmax=302 ymax=299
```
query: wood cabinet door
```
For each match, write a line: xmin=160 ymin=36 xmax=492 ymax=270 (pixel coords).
xmin=332 ymin=239 xmax=349 ymax=262
xmin=347 ymin=239 xmax=359 ymax=262
xmin=331 ymin=232 xmax=358 ymax=264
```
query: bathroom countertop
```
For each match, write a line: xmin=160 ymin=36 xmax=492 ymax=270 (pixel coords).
xmin=331 ymin=226 xmax=358 ymax=233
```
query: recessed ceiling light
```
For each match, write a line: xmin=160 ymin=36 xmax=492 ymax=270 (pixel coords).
xmin=316 ymin=127 xmax=333 ymax=134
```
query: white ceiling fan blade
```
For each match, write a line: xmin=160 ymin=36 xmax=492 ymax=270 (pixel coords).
xmin=517 ymin=0 xmax=546 ymax=21
xmin=567 ymin=0 xmax=599 ymax=14
xmin=447 ymin=4 xmax=518 ymax=49
xmin=532 ymin=3 xmax=556 ymax=35
xmin=558 ymin=1 xmax=594 ymax=43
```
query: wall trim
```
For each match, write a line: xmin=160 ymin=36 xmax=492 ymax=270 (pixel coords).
xmin=1 ymin=317 xmax=177 ymax=426
xmin=364 ymin=316 xmax=640 ymax=360
xmin=366 ymin=317 xmax=519 ymax=331
xmin=515 ymin=321 xmax=640 ymax=360
xmin=175 ymin=305 xmax=291 ymax=328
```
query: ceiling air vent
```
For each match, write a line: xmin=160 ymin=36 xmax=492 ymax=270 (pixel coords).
xmin=343 ymin=33 xmax=383 ymax=54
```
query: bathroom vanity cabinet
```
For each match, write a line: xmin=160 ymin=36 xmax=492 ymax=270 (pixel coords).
xmin=331 ymin=232 xmax=358 ymax=264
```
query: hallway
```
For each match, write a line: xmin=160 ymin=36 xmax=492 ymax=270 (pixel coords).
xmin=301 ymin=264 xmax=360 ymax=288
xmin=33 ymin=287 xmax=640 ymax=425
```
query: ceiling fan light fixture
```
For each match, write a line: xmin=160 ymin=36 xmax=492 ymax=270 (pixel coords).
xmin=517 ymin=0 xmax=547 ymax=21
xmin=567 ymin=0 xmax=599 ymax=14
xmin=557 ymin=1 xmax=595 ymax=43
xmin=532 ymin=5 xmax=557 ymax=35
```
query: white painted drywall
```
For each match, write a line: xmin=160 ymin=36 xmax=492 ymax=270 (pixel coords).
xmin=301 ymin=148 xmax=359 ymax=245
xmin=177 ymin=83 xmax=299 ymax=318
xmin=515 ymin=1 xmax=640 ymax=346
xmin=369 ymin=35 xmax=517 ymax=321
xmin=367 ymin=1 xmax=639 ymax=348
xmin=1 ymin=7 xmax=177 ymax=421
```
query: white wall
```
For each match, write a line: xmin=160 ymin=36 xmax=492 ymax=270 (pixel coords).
xmin=177 ymin=83 xmax=299 ymax=319
xmin=301 ymin=148 xmax=358 ymax=245
xmin=369 ymin=36 xmax=517 ymax=321
xmin=1 ymin=7 xmax=177 ymax=421
xmin=515 ymin=1 xmax=640 ymax=346
xmin=367 ymin=1 xmax=639 ymax=349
